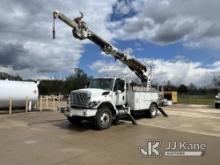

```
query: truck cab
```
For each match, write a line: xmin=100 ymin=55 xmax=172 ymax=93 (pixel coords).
xmin=68 ymin=77 xmax=125 ymax=108
xmin=64 ymin=77 xmax=160 ymax=129
xmin=65 ymin=78 xmax=125 ymax=127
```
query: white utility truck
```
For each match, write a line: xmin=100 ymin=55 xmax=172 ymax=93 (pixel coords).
xmin=215 ymin=92 xmax=220 ymax=108
xmin=53 ymin=10 xmax=167 ymax=129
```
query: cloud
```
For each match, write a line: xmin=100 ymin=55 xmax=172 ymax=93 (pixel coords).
xmin=150 ymin=17 xmax=195 ymax=44
xmin=0 ymin=0 xmax=117 ymax=79
xmin=0 ymin=0 xmax=219 ymax=81
xmin=115 ymin=1 xmax=130 ymax=15
xmin=114 ymin=0 xmax=145 ymax=15
xmin=110 ymin=0 xmax=220 ymax=49
xmin=0 ymin=42 xmax=26 ymax=67
xmin=91 ymin=58 xmax=219 ymax=86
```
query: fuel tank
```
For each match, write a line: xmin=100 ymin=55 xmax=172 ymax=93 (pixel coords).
xmin=0 ymin=80 xmax=39 ymax=108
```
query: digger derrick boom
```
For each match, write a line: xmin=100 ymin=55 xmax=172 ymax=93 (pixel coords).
xmin=53 ymin=10 xmax=151 ymax=88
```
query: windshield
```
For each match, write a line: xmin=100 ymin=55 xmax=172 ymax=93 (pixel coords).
xmin=89 ymin=78 xmax=114 ymax=90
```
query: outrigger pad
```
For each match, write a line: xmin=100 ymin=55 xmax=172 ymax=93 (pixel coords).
xmin=127 ymin=114 xmax=137 ymax=125
xmin=118 ymin=113 xmax=137 ymax=125
xmin=158 ymin=107 xmax=168 ymax=117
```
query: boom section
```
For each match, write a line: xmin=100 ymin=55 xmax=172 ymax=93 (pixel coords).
xmin=53 ymin=10 xmax=151 ymax=87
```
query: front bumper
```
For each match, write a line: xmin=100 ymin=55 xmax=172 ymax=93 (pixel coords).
xmin=64 ymin=107 xmax=97 ymax=117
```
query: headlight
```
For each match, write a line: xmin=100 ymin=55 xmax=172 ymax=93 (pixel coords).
xmin=88 ymin=101 xmax=100 ymax=108
xmin=102 ymin=91 xmax=110 ymax=95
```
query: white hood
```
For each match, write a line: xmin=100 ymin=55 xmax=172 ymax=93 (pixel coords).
xmin=73 ymin=88 xmax=109 ymax=98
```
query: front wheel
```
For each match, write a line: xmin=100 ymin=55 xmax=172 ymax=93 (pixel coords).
xmin=94 ymin=106 xmax=112 ymax=130
xmin=215 ymin=103 xmax=220 ymax=109
xmin=148 ymin=103 xmax=158 ymax=118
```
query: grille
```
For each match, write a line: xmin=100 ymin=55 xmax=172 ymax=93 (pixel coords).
xmin=70 ymin=92 xmax=90 ymax=106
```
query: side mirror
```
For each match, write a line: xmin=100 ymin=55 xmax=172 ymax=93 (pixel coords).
xmin=85 ymin=82 xmax=89 ymax=88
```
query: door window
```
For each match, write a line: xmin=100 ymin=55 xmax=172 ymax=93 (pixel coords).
xmin=114 ymin=79 xmax=125 ymax=92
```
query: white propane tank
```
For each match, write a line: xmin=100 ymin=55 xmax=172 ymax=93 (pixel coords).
xmin=0 ymin=80 xmax=39 ymax=108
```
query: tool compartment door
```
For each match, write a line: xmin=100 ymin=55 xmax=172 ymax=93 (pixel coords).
xmin=127 ymin=90 xmax=158 ymax=110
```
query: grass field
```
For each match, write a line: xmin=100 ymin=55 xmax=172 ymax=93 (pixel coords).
xmin=178 ymin=95 xmax=215 ymax=105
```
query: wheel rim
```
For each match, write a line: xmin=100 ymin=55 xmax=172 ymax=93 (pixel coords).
xmin=151 ymin=106 xmax=157 ymax=116
xmin=100 ymin=112 xmax=110 ymax=127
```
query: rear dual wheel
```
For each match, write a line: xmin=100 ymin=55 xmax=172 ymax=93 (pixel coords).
xmin=148 ymin=103 xmax=158 ymax=118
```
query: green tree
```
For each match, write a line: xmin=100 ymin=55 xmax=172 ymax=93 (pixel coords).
xmin=38 ymin=80 xmax=65 ymax=95
xmin=38 ymin=69 xmax=90 ymax=95
xmin=164 ymin=80 xmax=177 ymax=91
xmin=188 ymin=83 xmax=197 ymax=94
xmin=178 ymin=84 xmax=188 ymax=94
xmin=64 ymin=68 xmax=90 ymax=94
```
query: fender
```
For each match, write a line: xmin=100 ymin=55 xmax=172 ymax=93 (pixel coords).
xmin=97 ymin=101 xmax=117 ymax=117
xmin=150 ymin=102 xmax=158 ymax=108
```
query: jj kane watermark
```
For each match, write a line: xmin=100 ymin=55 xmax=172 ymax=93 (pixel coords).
xmin=139 ymin=140 xmax=206 ymax=157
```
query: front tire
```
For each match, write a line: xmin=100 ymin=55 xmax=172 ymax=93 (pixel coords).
xmin=94 ymin=106 xmax=112 ymax=130
xmin=67 ymin=116 xmax=83 ymax=124
xmin=148 ymin=103 xmax=158 ymax=118
xmin=215 ymin=103 xmax=220 ymax=109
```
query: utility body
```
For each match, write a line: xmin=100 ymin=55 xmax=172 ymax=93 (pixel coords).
xmin=53 ymin=10 xmax=166 ymax=129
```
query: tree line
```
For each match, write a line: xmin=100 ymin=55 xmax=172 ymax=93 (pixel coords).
xmin=38 ymin=69 xmax=91 ymax=95
xmin=0 ymin=72 xmax=22 ymax=80
xmin=0 ymin=70 xmax=219 ymax=95
xmin=160 ymin=80 xmax=219 ymax=96
xmin=39 ymin=69 xmax=220 ymax=96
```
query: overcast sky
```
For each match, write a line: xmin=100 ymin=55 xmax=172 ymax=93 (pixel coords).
xmin=0 ymin=0 xmax=220 ymax=86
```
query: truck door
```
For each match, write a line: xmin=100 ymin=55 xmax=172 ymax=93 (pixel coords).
xmin=113 ymin=79 xmax=126 ymax=106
